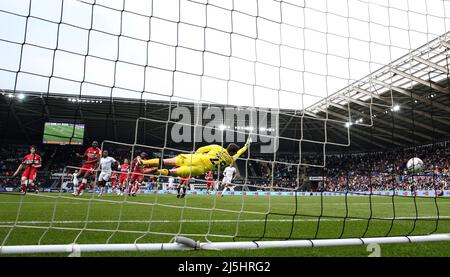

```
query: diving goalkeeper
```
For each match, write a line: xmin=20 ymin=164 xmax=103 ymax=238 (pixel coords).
xmin=139 ymin=138 xmax=252 ymax=177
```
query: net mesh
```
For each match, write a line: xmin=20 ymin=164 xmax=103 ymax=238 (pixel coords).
xmin=0 ymin=0 xmax=450 ymax=250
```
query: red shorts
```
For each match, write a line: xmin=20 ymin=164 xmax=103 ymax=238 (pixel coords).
xmin=206 ymin=181 xmax=214 ymax=188
xmin=180 ymin=177 xmax=190 ymax=184
xmin=22 ymin=167 xmax=37 ymax=181
xmin=131 ymin=169 xmax=144 ymax=182
xmin=79 ymin=163 xmax=96 ymax=175
xmin=119 ymin=174 xmax=128 ymax=184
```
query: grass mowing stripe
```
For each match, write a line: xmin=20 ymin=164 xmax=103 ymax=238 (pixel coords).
xmin=1 ymin=215 xmax=450 ymax=225
xmin=1 ymin=193 xmax=449 ymax=256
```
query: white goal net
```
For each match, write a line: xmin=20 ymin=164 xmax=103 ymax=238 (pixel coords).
xmin=1 ymin=0 xmax=450 ymax=255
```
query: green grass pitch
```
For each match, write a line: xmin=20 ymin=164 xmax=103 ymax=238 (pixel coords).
xmin=1 ymin=193 xmax=449 ymax=256
xmin=43 ymin=124 xmax=84 ymax=144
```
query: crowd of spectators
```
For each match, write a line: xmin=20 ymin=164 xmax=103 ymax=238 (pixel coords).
xmin=1 ymin=141 xmax=449 ymax=192
xmin=246 ymin=141 xmax=450 ymax=192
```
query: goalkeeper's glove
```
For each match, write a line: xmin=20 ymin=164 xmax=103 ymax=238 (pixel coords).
xmin=245 ymin=137 xmax=252 ymax=147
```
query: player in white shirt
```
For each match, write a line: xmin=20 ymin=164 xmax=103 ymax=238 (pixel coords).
xmin=168 ymin=176 xmax=175 ymax=190
xmin=71 ymin=170 xmax=79 ymax=195
xmin=220 ymin=165 xmax=236 ymax=197
xmin=97 ymin=150 xmax=119 ymax=196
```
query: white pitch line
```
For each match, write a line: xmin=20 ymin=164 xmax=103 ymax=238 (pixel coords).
xmin=1 ymin=215 xmax=449 ymax=225
xmin=4 ymin=194 xmax=449 ymax=208
xmin=1 ymin=200 xmax=450 ymax=206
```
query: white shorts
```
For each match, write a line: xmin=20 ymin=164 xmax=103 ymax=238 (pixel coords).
xmin=222 ymin=177 xmax=233 ymax=185
xmin=99 ymin=172 xmax=111 ymax=182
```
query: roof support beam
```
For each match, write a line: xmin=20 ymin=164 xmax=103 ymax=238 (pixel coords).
xmin=351 ymin=86 xmax=385 ymax=102
xmin=323 ymin=109 xmax=417 ymax=144
xmin=412 ymin=56 xmax=449 ymax=74
xmin=371 ymin=78 xmax=410 ymax=95
xmin=327 ymin=100 xmax=438 ymax=140
xmin=440 ymin=40 xmax=450 ymax=50
xmin=303 ymin=110 xmax=319 ymax=118
xmin=390 ymin=67 xmax=447 ymax=93
xmin=337 ymin=95 xmax=371 ymax=107
xmin=371 ymin=79 xmax=450 ymax=113
xmin=344 ymin=99 xmax=444 ymax=139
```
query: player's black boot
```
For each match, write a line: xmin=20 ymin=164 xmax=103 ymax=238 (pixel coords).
xmin=176 ymin=186 xmax=181 ymax=198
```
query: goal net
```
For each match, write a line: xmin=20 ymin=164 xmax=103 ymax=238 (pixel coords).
xmin=0 ymin=0 xmax=450 ymax=255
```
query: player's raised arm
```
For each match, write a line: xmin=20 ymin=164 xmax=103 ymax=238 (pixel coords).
xmin=232 ymin=137 xmax=252 ymax=159
xmin=12 ymin=161 xmax=24 ymax=177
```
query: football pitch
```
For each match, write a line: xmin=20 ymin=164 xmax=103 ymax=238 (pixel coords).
xmin=43 ymin=124 xmax=83 ymax=144
xmin=1 ymin=193 xmax=449 ymax=257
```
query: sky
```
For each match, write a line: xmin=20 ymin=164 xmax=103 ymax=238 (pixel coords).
xmin=0 ymin=0 xmax=449 ymax=110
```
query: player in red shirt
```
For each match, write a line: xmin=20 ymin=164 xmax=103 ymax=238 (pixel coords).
xmin=72 ymin=141 xmax=101 ymax=196
xmin=117 ymin=158 xmax=131 ymax=196
xmin=177 ymin=176 xmax=191 ymax=198
xmin=128 ymin=152 xmax=156 ymax=197
xmin=110 ymin=173 xmax=118 ymax=194
xmin=205 ymin=171 xmax=214 ymax=194
xmin=13 ymin=145 xmax=42 ymax=194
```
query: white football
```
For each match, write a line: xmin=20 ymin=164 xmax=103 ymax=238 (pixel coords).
xmin=406 ymin=157 xmax=424 ymax=172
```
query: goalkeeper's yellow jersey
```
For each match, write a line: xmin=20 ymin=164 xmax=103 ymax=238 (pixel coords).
xmin=191 ymin=144 xmax=248 ymax=170
xmin=144 ymin=144 xmax=249 ymax=177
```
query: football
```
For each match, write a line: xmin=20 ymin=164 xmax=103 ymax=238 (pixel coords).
xmin=407 ymin=157 xmax=424 ymax=173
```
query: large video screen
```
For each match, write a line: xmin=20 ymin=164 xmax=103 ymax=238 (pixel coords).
xmin=43 ymin=122 xmax=84 ymax=145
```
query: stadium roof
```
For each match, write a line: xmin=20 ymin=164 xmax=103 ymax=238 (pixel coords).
xmin=1 ymin=83 xmax=449 ymax=156
xmin=1 ymin=33 xmax=450 ymax=155
xmin=303 ymin=31 xmax=450 ymax=151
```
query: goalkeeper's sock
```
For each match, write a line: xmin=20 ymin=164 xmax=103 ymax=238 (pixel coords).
xmin=142 ymin=158 xmax=160 ymax=167
xmin=133 ymin=182 xmax=140 ymax=193
xmin=77 ymin=183 xmax=85 ymax=194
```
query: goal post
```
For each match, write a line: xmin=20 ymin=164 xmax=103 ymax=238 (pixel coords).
xmin=2 ymin=234 xmax=450 ymax=254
